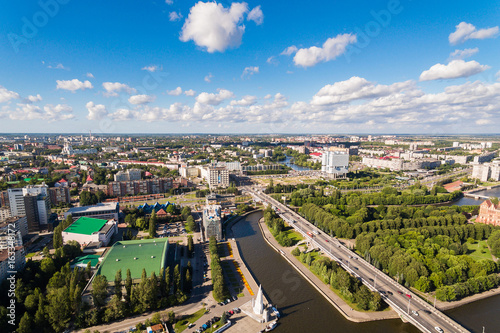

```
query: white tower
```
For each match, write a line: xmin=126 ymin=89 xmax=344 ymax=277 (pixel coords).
xmin=253 ymin=284 xmax=264 ymax=315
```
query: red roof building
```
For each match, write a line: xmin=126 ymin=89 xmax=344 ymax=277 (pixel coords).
xmin=156 ymin=208 xmax=168 ymax=217
xmin=86 ymin=175 xmax=93 ymax=182
xmin=476 ymin=200 xmax=500 ymax=226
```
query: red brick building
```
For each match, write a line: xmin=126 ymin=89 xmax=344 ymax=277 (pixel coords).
xmin=476 ymin=199 xmax=500 ymax=226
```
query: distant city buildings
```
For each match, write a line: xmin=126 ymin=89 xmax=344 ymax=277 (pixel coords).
xmin=62 ymin=143 xmax=97 ymax=155
xmin=362 ymin=157 xmax=441 ymax=171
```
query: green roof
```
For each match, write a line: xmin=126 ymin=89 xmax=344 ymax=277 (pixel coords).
xmin=71 ymin=255 xmax=100 ymax=268
xmin=97 ymin=239 xmax=169 ymax=281
xmin=64 ymin=217 xmax=108 ymax=235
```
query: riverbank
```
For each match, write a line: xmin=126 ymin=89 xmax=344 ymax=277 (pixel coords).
xmin=414 ymin=284 xmax=500 ymax=311
xmin=254 ymin=216 xmax=400 ymax=323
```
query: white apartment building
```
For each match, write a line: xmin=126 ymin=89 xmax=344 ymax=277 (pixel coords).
xmin=472 ymin=161 xmax=500 ymax=182
xmin=114 ymin=168 xmax=142 ymax=181
xmin=201 ymin=166 xmax=229 ymax=188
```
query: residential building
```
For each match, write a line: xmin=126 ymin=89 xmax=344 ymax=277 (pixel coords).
xmin=179 ymin=166 xmax=200 ymax=178
xmin=107 ymin=178 xmax=172 ymax=197
xmin=8 ymin=185 xmax=51 ymax=232
xmin=321 ymin=151 xmax=349 ymax=177
xmin=474 ymin=152 xmax=497 ymax=164
xmin=201 ymin=166 xmax=229 ymax=188
xmin=472 ymin=161 xmax=500 ymax=182
xmin=0 ymin=208 xmax=11 ymax=222
xmin=64 ymin=202 xmax=119 ymax=221
xmin=113 ymin=168 xmax=142 ymax=182
xmin=0 ymin=247 xmax=25 ymax=281
xmin=476 ymin=200 xmax=500 ymax=226
xmin=203 ymin=204 xmax=222 ymax=241
xmin=48 ymin=186 xmax=71 ymax=206
xmin=62 ymin=217 xmax=117 ymax=247
xmin=0 ymin=191 xmax=9 ymax=208
xmin=0 ymin=216 xmax=28 ymax=238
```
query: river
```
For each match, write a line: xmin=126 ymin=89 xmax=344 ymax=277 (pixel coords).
xmin=231 ymin=211 xmax=419 ymax=333
xmin=449 ymin=187 xmax=500 ymax=206
xmin=278 ymin=155 xmax=314 ymax=171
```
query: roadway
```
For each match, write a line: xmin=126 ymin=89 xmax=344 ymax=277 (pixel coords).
xmin=243 ymin=186 xmax=471 ymax=333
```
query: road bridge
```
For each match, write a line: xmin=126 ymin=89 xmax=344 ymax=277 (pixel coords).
xmin=244 ymin=186 xmax=471 ymax=333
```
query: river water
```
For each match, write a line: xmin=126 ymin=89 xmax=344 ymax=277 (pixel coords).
xmin=231 ymin=212 xmax=419 ymax=333
xmin=278 ymin=156 xmax=314 ymax=171
xmin=450 ymin=187 xmax=500 ymax=206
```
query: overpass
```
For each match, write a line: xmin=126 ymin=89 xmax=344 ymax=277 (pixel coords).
xmin=243 ymin=186 xmax=471 ymax=333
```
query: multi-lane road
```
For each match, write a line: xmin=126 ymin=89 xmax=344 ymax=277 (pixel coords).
xmin=243 ymin=186 xmax=471 ymax=333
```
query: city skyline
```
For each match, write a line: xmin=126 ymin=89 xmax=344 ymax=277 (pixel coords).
xmin=1 ymin=0 xmax=500 ymax=134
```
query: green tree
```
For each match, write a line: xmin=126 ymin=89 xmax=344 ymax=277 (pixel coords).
xmin=125 ymin=269 xmax=133 ymax=303
xmin=53 ymin=225 xmax=63 ymax=249
xmin=114 ymin=269 xmax=123 ymax=300
xmin=18 ymin=312 xmax=32 ymax=333
xmin=92 ymin=275 xmax=108 ymax=307
xmin=173 ymin=264 xmax=181 ymax=294
xmin=186 ymin=215 xmax=196 ymax=232
xmin=181 ymin=206 xmax=192 ymax=220
xmin=187 ymin=236 xmax=194 ymax=257
xmin=46 ymin=287 xmax=71 ymax=333
xmin=149 ymin=211 xmax=157 ymax=237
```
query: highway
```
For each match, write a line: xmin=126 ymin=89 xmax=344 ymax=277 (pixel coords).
xmin=243 ymin=186 xmax=471 ymax=333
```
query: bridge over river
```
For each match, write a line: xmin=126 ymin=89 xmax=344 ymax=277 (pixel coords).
xmin=244 ymin=186 xmax=471 ymax=333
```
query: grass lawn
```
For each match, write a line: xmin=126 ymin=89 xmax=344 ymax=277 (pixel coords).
xmin=174 ymin=308 xmax=206 ymax=333
xmin=467 ymin=240 xmax=495 ymax=261
xmin=26 ymin=252 xmax=37 ymax=258
xmin=283 ymin=227 xmax=304 ymax=245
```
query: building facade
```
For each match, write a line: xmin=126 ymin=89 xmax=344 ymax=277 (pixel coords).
xmin=476 ymin=200 xmax=500 ymax=226
xmin=0 ymin=247 xmax=25 ymax=281
xmin=201 ymin=167 xmax=229 ymax=188
xmin=203 ymin=204 xmax=222 ymax=241
xmin=107 ymin=178 xmax=173 ymax=197
xmin=321 ymin=151 xmax=349 ymax=177
xmin=48 ymin=186 xmax=71 ymax=206
xmin=64 ymin=202 xmax=119 ymax=221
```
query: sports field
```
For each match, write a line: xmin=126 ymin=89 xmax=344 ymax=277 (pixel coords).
xmin=97 ymin=238 xmax=168 ymax=281
xmin=64 ymin=217 xmax=107 ymax=235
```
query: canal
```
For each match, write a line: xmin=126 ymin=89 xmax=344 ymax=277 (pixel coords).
xmin=278 ymin=155 xmax=314 ymax=171
xmin=231 ymin=211 xmax=419 ymax=333
xmin=450 ymin=186 xmax=500 ymax=206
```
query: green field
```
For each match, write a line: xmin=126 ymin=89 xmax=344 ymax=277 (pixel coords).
xmin=97 ymin=239 xmax=168 ymax=281
xmin=174 ymin=308 xmax=206 ymax=333
xmin=283 ymin=227 xmax=304 ymax=245
xmin=467 ymin=240 xmax=495 ymax=261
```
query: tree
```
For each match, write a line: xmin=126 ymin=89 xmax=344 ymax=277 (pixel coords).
xmin=291 ymin=247 xmax=301 ymax=256
xmin=187 ymin=236 xmax=194 ymax=257
xmin=18 ymin=312 xmax=32 ymax=333
xmin=186 ymin=215 xmax=196 ymax=232
xmin=173 ymin=264 xmax=181 ymax=294
xmin=149 ymin=211 xmax=157 ymax=238
xmin=46 ymin=287 xmax=71 ymax=333
xmin=92 ymin=275 xmax=108 ymax=307
xmin=114 ymin=269 xmax=122 ymax=300
xmin=125 ymin=269 xmax=133 ymax=303
xmin=136 ymin=217 xmax=147 ymax=230
xmin=53 ymin=225 xmax=63 ymax=249
xmin=163 ymin=267 xmax=171 ymax=297
xmin=181 ymin=206 xmax=192 ymax=220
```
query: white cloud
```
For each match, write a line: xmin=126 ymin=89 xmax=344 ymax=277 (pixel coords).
xmin=281 ymin=45 xmax=297 ymax=56
xmin=86 ymin=101 xmax=107 ymax=120
xmin=312 ymin=77 xmax=416 ymax=106
xmin=102 ymin=82 xmax=137 ymax=97
xmin=205 ymin=73 xmax=213 ymax=82
xmin=165 ymin=0 xmax=173 ymax=4
xmin=196 ymin=89 xmax=234 ymax=105
xmin=449 ymin=22 xmax=499 ymax=45
xmin=47 ymin=63 xmax=69 ymax=70
xmin=448 ymin=48 xmax=479 ymax=61
xmin=86 ymin=72 xmax=94 ymax=78
xmin=9 ymin=103 xmax=73 ymax=121
xmin=419 ymin=60 xmax=490 ymax=81
xmin=141 ymin=65 xmax=162 ymax=72
xmin=167 ymin=87 xmax=183 ymax=96
xmin=247 ymin=6 xmax=263 ymax=25
xmin=293 ymin=33 xmax=357 ymax=67
xmin=184 ymin=89 xmax=196 ymax=96
xmin=43 ymin=104 xmax=74 ymax=121
xmin=128 ymin=94 xmax=156 ymax=105
xmin=26 ymin=94 xmax=42 ymax=103
xmin=230 ymin=95 xmax=257 ymax=106
xmin=266 ymin=56 xmax=278 ymax=65
xmin=56 ymin=79 xmax=93 ymax=92
xmin=169 ymin=11 xmax=182 ymax=22
xmin=263 ymin=94 xmax=272 ymax=99
xmin=0 ymin=86 xmax=20 ymax=103
xmin=241 ymin=66 xmax=259 ymax=79
xmin=180 ymin=2 xmax=249 ymax=53
xmin=476 ymin=119 xmax=491 ymax=125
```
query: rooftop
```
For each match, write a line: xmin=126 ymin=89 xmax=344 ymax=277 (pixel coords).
xmin=66 ymin=202 xmax=118 ymax=214
xmin=64 ymin=217 xmax=108 ymax=235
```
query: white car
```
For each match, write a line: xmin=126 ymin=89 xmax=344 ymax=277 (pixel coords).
xmin=434 ymin=327 xmax=443 ymax=333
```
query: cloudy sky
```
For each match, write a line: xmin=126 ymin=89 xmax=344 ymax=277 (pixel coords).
xmin=0 ymin=0 xmax=499 ymax=134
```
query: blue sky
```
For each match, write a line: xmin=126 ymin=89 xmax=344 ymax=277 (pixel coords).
xmin=0 ymin=0 xmax=499 ymax=134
